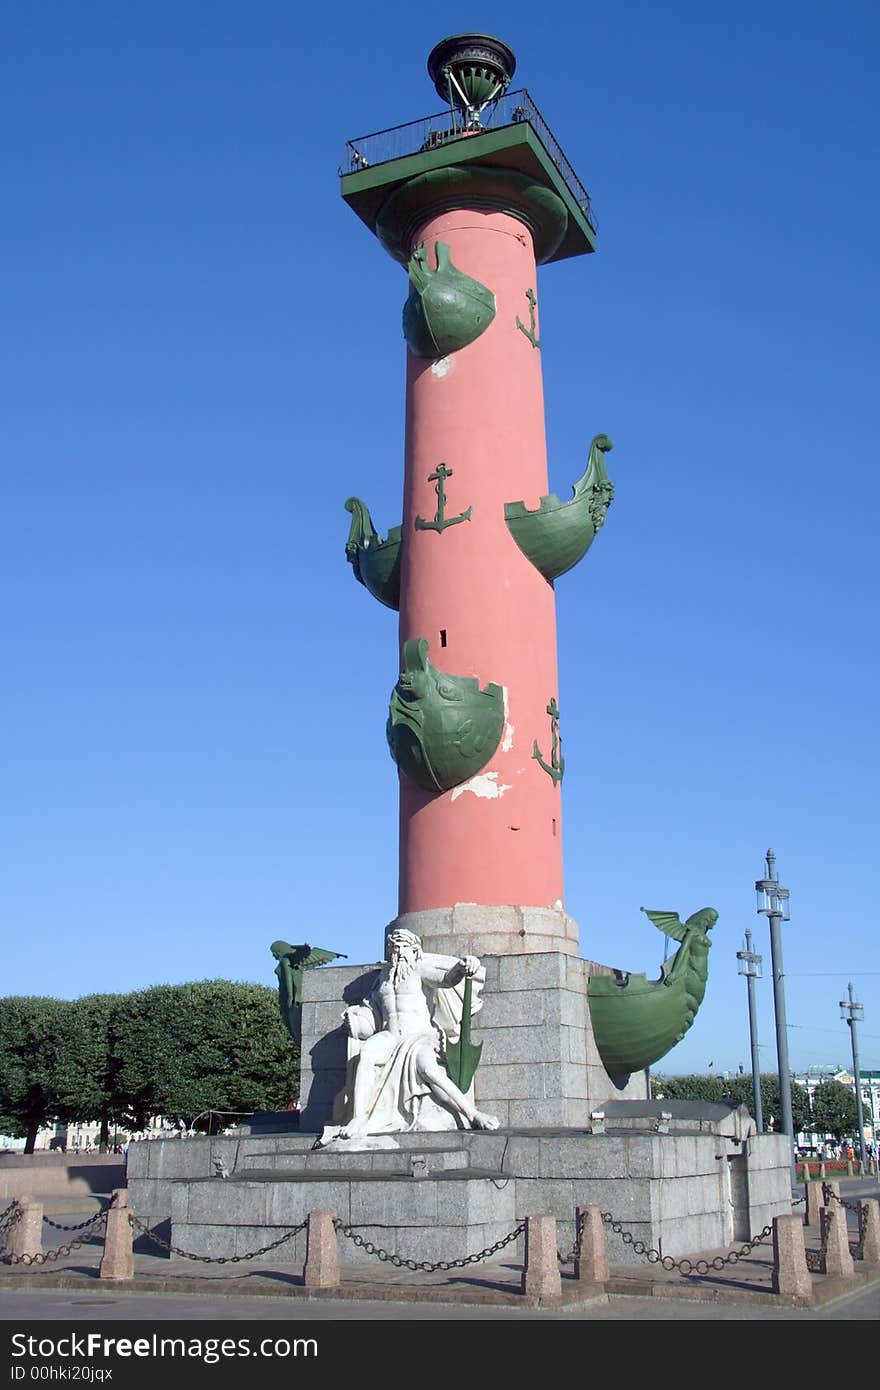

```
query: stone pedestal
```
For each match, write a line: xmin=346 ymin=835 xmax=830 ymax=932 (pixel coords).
xmin=126 ymin=1114 xmax=791 ymax=1270
xmin=388 ymin=905 xmax=580 ymax=961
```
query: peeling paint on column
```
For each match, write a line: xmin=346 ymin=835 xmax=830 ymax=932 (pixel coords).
xmin=431 ymin=356 xmax=453 ymax=379
xmin=501 ymin=687 xmax=515 ymax=751
xmin=450 ymin=771 xmax=512 ymax=802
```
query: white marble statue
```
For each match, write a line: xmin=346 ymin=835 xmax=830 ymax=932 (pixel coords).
xmin=323 ymin=928 xmax=499 ymax=1141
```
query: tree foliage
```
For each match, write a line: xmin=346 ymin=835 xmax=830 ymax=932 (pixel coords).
xmin=112 ymin=980 xmax=295 ymax=1127
xmin=651 ymin=1072 xmax=811 ymax=1133
xmin=0 ymin=981 xmax=297 ymax=1142
xmin=811 ymin=1080 xmax=858 ymax=1140
xmin=0 ymin=997 xmax=72 ymax=1151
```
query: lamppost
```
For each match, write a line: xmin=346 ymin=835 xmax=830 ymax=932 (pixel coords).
xmin=755 ymin=849 xmax=796 ymax=1187
xmin=840 ymin=983 xmax=868 ymax=1170
xmin=737 ymin=929 xmax=764 ymax=1133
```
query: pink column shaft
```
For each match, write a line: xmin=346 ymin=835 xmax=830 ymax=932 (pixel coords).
xmin=398 ymin=208 xmax=563 ymax=915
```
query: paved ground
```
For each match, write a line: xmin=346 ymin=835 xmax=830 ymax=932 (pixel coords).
xmin=1 ymin=1178 xmax=877 ymax=1322
xmin=0 ymin=1283 xmax=877 ymax=1320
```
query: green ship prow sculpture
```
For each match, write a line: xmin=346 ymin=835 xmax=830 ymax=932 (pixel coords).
xmin=344 ymin=497 xmax=403 ymax=611
xmin=387 ymin=638 xmax=504 ymax=793
xmin=504 ymin=433 xmax=614 ymax=582
xmin=587 ymin=907 xmax=716 ymax=1081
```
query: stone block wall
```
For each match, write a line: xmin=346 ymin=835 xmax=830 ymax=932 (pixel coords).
xmin=128 ymin=1125 xmax=793 ymax=1269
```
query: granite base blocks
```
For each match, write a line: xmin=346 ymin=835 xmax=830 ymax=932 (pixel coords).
xmin=127 ymin=1124 xmax=792 ymax=1268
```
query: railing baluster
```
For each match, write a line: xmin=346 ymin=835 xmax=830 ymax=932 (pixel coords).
xmin=340 ymin=89 xmax=596 ymax=232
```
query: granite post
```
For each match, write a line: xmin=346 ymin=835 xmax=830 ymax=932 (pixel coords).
xmin=803 ymin=1179 xmax=825 ymax=1229
xmin=99 ymin=1190 xmax=134 ymax=1281
xmin=821 ymin=1206 xmax=854 ymax=1278
xmin=522 ymin=1214 xmax=562 ymax=1301
xmin=7 ymin=1197 xmax=42 ymax=1261
xmin=771 ymin=1213 xmax=812 ymax=1301
xmin=303 ymin=1210 xmax=340 ymax=1289
xmin=573 ymin=1204 xmax=609 ymax=1284
xmin=859 ymin=1199 xmax=880 ymax=1264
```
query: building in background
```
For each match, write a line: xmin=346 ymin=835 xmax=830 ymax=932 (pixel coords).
xmin=792 ymin=1065 xmax=879 ymax=1151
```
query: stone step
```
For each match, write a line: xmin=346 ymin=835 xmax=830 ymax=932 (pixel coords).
xmin=238 ymin=1146 xmax=469 ymax=1177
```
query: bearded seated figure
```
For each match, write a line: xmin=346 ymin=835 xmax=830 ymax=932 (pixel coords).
xmin=321 ymin=928 xmax=499 ymax=1141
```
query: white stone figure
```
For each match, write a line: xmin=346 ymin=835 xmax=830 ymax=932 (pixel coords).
xmin=323 ymin=928 xmax=499 ymax=1141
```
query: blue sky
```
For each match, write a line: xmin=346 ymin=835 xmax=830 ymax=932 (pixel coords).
xmin=2 ymin=2 xmax=878 ymax=1080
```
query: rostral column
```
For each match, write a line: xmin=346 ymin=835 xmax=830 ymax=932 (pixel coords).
xmin=343 ymin=36 xmax=613 ymax=960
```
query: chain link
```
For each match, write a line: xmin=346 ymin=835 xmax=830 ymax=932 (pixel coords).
xmin=4 ymin=1209 xmax=106 ymax=1268
xmin=823 ymin=1185 xmax=871 ymax=1260
xmin=0 ymin=1202 xmax=22 ymax=1256
xmin=126 ymin=1210 xmax=307 ymax=1265
xmin=43 ymin=1211 xmax=108 ymax=1233
xmin=854 ymin=1204 xmax=868 ymax=1261
xmin=822 ymin=1183 xmax=858 ymax=1212
xmin=333 ymin=1219 xmax=525 ymax=1272
xmin=0 ymin=1201 xmax=21 ymax=1235
xmin=596 ymin=1208 xmax=774 ymax=1274
xmin=557 ymin=1209 xmax=585 ymax=1266
xmin=813 ymin=1181 xmax=879 ymax=1263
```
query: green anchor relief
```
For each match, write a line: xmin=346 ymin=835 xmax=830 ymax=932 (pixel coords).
xmin=443 ymin=974 xmax=482 ymax=1093
xmin=515 ymin=288 xmax=540 ymax=348
xmin=505 ymin=434 xmax=614 ymax=582
xmin=344 ymin=497 xmax=403 ymax=611
xmin=387 ymin=638 xmax=504 ymax=794
xmin=415 ymin=462 xmax=472 ymax=533
xmin=588 ymin=908 xmax=717 ymax=1080
xmin=403 ymin=242 xmax=496 ymax=358
xmin=532 ymin=697 xmax=564 ymax=786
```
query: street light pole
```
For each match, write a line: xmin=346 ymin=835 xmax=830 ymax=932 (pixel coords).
xmin=755 ymin=848 xmax=796 ymax=1187
xmin=840 ymin=983 xmax=868 ymax=1171
xmin=737 ymin=929 xmax=764 ymax=1133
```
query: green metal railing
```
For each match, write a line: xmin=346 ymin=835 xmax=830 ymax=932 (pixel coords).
xmin=341 ymin=88 xmax=596 ymax=231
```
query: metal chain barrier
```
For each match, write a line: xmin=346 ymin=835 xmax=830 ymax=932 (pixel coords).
xmin=334 ymin=1218 xmax=525 ymax=1273
xmin=805 ymin=1247 xmax=823 ymax=1272
xmin=822 ymin=1180 xmax=863 ymax=1258
xmin=43 ymin=1211 xmax=108 ymax=1233
xmin=595 ymin=1209 xmax=774 ymax=1275
xmin=855 ymin=1203 xmax=868 ymax=1261
xmin=822 ymin=1183 xmax=858 ymax=1212
xmin=557 ymin=1209 xmax=585 ymax=1266
xmin=4 ymin=1210 xmax=106 ymax=1267
xmin=0 ymin=1202 xmax=22 ymax=1256
xmin=126 ymin=1210 xmax=307 ymax=1265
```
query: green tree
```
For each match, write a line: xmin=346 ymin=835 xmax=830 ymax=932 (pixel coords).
xmin=754 ymin=1075 xmax=811 ymax=1134
xmin=650 ymin=1073 xmax=727 ymax=1103
xmin=651 ymin=1071 xmax=810 ymax=1133
xmin=111 ymin=980 xmax=296 ymax=1128
xmin=0 ymin=997 xmax=72 ymax=1151
xmin=57 ymin=994 xmax=126 ymax=1149
xmin=811 ymin=1080 xmax=858 ymax=1140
